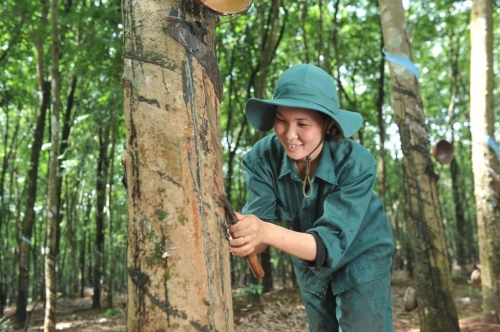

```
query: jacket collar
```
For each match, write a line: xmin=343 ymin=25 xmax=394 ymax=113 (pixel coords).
xmin=278 ymin=141 xmax=337 ymax=185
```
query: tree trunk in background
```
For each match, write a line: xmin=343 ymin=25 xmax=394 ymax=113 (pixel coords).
xmin=261 ymin=249 xmax=273 ymax=293
xmin=252 ymin=0 xmax=283 ymax=296
xmin=65 ymin=175 xmax=80 ymax=299
xmin=14 ymin=78 xmax=49 ymax=328
xmin=0 ymin=99 xmax=22 ymax=318
xmin=122 ymin=0 xmax=233 ymax=330
xmin=55 ymin=76 xmax=77 ymax=257
xmin=80 ymin=198 xmax=92 ymax=298
xmin=106 ymin=105 xmax=118 ymax=308
xmin=255 ymin=0 xmax=281 ymax=98
xmin=51 ymin=76 xmax=77 ymax=293
xmin=470 ymin=0 xmax=500 ymax=324
xmin=378 ymin=0 xmax=460 ymax=330
xmin=450 ymin=157 xmax=468 ymax=270
xmin=44 ymin=0 xmax=61 ymax=330
xmin=92 ymin=121 xmax=111 ymax=309
xmin=375 ymin=37 xmax=387 ymax=204
xmin=13 ymin=0 xmax=50 ymax=321
xmin=0 ymin=281 xmax=4 ymax=317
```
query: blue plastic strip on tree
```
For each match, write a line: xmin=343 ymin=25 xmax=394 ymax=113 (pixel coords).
xmin=382 ymin=47 xmax=419 ymax=79
xmin=485 ymin=134 xmax=499 ymax=157
xmin=22 ymin=235 xmax=32 ymax=246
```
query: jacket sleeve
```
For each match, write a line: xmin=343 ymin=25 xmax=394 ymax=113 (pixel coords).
xmin=307 ymin=162 xmax=378 ymax=279
xmin=240 ymin=153 xmax=282 ymax=223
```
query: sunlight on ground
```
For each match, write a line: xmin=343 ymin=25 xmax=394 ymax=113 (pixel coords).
xmin=25 ymin=317 xmax=115 ymax=331
xmin=56 ymin=317 xmax=110 ymax=329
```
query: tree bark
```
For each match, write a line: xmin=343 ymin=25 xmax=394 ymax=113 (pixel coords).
xmin=378 ymin=0 xmax=460 ymax=330
xmin=44 ymin=0 xmax=61 ymax=330
xmin=14 ymin=9 xmax=51 ymax=321
xmin=122 ymin=0 xmax=233 ymax=330
xmin=106 ymin=103 xmax=118 ymax=308
xmin=375 ymin=34 xmax=387 ymax=203
xmin=0 ymin=103 xmax=22 ymax=318
xmin=92 ymin=118 xmax=112 ymax=309
xmin=55 ymin=76 xmax=77 ymax=257
xmin=450 ymin=157 xmax=466 ymax=266
xmin=65 ymin=175 xmax=80 ymax=299
xmin=470 ymin=0 xmax=500 ymax=324
xmin=14 ymin=79 xmax=49 ymax=328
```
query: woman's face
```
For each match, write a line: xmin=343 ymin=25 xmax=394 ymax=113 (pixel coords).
xmin=274 ymin=106 xmax=327 ymax=162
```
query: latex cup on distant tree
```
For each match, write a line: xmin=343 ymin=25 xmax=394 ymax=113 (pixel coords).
xmin=432 ymin=139 xmax=455 ymax=165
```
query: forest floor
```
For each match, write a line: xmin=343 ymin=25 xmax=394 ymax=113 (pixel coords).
xmin=2 ymin=270 xmax=500 ymax=331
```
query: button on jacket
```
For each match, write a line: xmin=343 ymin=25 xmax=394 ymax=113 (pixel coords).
xmin=242 ymin=133 xmax=394 ymax=297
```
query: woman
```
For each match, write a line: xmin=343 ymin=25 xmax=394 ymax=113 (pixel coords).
xmin=228 ymin=64 xmax=394 ymax=331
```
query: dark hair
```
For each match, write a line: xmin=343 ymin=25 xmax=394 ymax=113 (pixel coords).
xmin=319 ymin=113 xmax=344 ymax=141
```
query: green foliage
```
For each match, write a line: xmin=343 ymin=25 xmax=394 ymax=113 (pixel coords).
xmin=1 ymin=0 xmax=498 ymax=317
xmin=102 ymin=307 xmax=123 ymax=318
xmin=233 ymin=283 xmax=264 ymax=297
xmin=0 ymin=0 xmax=127 ymax=309
xmin=0 ymin=316 xmax=13 ymax=332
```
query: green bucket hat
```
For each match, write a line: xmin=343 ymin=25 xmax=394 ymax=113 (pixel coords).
xmin=245 ymin=64 xmax=363 ymax=137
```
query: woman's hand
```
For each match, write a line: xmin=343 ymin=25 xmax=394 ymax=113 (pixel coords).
xmin=228 ymin=212 xmax=268 ymax=257
xmin=227 ymin=213 xmax=317 ymax=261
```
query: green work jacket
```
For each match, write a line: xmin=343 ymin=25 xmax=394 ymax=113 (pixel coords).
xmin=242 ymin=134 xmax=394 ymax=296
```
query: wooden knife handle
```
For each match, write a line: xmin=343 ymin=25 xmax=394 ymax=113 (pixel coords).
xmin=216 ymin=195 xmax=265 ymax=279
xmin=246 ymin=252 xmax=265 ymax=279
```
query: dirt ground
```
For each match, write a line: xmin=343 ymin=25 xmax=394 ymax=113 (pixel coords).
xmin=233 ymin=271 xmax=500 ymax=332
xmin=2 ymin=270 xmax=499 ymax=331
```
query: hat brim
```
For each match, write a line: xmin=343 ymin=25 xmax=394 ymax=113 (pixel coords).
xmin=245 ymin=98 xmax=363 ymax=138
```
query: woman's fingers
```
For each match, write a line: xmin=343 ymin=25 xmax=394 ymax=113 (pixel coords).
xmin=228 ymin=229 xmax=254 ymax=257
xmin=229 ymin=235 xmax=251 ymax=247
xmin=229 ymin=242 xmax=254 ymax=257
xmin=234 ymin=211 xmax=245 ymax=221
xmin=227 ymin=213 xmax=264 ymax=257
xmin=228 ymin=217 xmax=250 ymax=238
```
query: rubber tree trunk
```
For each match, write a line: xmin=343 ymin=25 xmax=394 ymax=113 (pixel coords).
xmin=44 ymin=0 xmax=61 ymax=330
xmin=470 ymin=0 xmax=500 ymax=324
xmin=92 ymin=124 xmax=111 ymax=309
xmin=122 ymin=0 xmax=233 ymax=330
xmin=14 ymin=80 xmax=49 ymax=329
xmin=378 ymin=0 xmax=460 ymax=330
xmin=14 ymin=3 xmax=51 ymax=322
